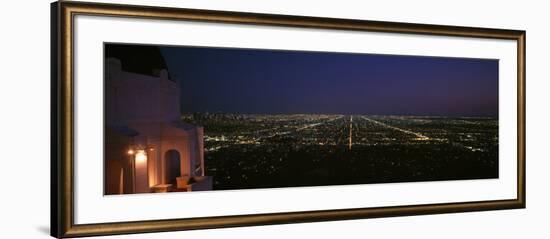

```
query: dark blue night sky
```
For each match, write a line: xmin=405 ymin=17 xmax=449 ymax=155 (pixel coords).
xmin=161 ymin=46 xmax=498 ymax=117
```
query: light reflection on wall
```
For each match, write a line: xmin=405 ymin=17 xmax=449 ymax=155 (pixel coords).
xmin=135 ymin=150 xmax=147 ymax=163
xmin=134 ymin=149 xmax=149 ymax=193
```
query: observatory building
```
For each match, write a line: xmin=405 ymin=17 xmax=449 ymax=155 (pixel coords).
xmin=104 ymin=45 xmax=211 ymax=194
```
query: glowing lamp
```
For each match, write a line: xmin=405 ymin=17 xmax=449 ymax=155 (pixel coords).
xmin=135 ymin=150 xmax=147 ymax=163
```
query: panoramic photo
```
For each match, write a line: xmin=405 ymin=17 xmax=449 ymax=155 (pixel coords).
xmin=103 ymin=43 xmax=499 ymax=195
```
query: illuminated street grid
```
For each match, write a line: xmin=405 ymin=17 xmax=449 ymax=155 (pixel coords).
xmin=183 ymin=114 xmax=498 ymax=190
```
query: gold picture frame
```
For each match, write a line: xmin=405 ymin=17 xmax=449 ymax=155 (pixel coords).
xmin=51 ymin=1 xmax=526 ymax=237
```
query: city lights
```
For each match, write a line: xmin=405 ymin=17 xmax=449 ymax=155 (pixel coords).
xmin=184 ymin=113 xmax=498 ymax=190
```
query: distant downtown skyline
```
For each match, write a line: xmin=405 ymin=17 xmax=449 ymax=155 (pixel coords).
xmin=160 ymin=46 xmax=499 ymax=117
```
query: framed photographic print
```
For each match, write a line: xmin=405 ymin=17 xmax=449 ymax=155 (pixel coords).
xmin=51 ymin=1 xmax=526 ymax=238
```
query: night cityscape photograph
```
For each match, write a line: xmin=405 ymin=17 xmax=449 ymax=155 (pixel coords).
xmin=103 ymin=43 xmax=498 ymax=194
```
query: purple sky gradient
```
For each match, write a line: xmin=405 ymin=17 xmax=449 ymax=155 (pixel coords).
xmin=161 ymin=46 xmax=498 ymax=117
